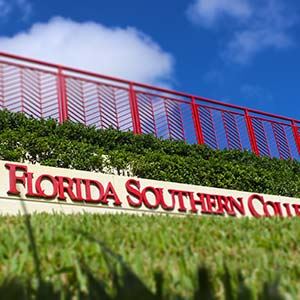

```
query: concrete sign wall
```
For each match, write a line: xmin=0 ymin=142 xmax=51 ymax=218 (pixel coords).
xmin=0 ymin=160 xmax=299 ymax=217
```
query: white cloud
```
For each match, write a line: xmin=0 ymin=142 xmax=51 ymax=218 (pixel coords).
xmin=0 ymin=0 xmax=32 ymax=20
xmin=187 ymin=0 xmax=296 ymax=64
xmin=0 ymin=17 xmax=174 ymax=86
xmin=224 ymin=28 xmax=292 ymax=64
xmin=187 ymin=0 xmax=252 ymax=27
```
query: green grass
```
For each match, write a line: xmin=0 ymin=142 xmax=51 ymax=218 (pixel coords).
xmin=0 ymin=213 xmax=298 ymax=299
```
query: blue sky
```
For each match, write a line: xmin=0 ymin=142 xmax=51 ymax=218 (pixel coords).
xmin=0 ymin=0 xmax=299 ymax=119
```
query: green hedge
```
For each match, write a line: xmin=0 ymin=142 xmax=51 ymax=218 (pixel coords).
xmin=0 ymin=110 xmax=300 ymax=197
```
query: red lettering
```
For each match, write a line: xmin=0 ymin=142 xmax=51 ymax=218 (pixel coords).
xmin=292 ymin=204 xmax=300 ymax=216
xmin=168 ymin=189 xmax=188 ymax=212
xmin=159 ymin=188 xmax=175 ymax=211
xmin=73 ymin=178 xmax=85 ymax=202
xmin=35 ymin=174 xmax=58 ymax=199
xmin=83 ymin=179 xmax=104 ymax=204
xmin=102 ymin=182 xmax=121 ymax=206
xmin=189 ymin=194 xmax=245 ymax=216
xmin=142 ymin=186 xmax=161 ymax=209
xmin=283 ymin=203 xmax=293 ymax=217
xmin=272 ymin=202 xmax=283 ymax=217
xmin=215 ymin=196 xmax=230 ymax=215
xmin=205 ymin=194 xmax=223 ymax=215
xmin=188 ymin=192 xmax=208 ymax=214
xmin=5 ymin=163 xmax=27 ymax=195
xmin=126 ymin=179 xmax=142 ymax=207
xmin=227 ymin=196 xmax=245 ymax=216
xmin=248 ymin=194 xmax=265 ymax=218
xmin=25 ymin=172 xmax=40 ymax=197
xmin=55 ymin=176 xmax=77 ymax=201
xmin=263 ymin=201 xmax=275 ymax=217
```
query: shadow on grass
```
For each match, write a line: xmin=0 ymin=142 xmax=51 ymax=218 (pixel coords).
xmin=2 ymin=206 xmax=284 ymax=299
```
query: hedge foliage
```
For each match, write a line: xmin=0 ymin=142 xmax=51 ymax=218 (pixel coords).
xmin=0 ymin=110 xmax=300 ymax=197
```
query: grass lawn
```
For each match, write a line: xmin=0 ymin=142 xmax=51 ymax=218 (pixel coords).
xmin=0 ymin=213 xmax=298 ymax=299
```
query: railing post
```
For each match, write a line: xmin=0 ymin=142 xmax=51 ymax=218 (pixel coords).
xmin=129 ymin=83 xmax=141 ymax=134
xmin=57 ymin=67 xmax=68 ymax=123
xmin=245 ymin=110 xmax=259 ymax=156
xmin=191 ymin=97 xmax=204 ymax=145
xmin=292 ymin=120 xmax=300 ymax=155
xmin=0 ymin=64 xmax=4 ymax=108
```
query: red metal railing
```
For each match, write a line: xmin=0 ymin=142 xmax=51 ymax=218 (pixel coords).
xmin=0 ymin=51 xmax=299 ymax=160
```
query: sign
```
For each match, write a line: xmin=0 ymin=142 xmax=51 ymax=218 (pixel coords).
xmin=0 ymin=160 xmax=299 ymax=217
